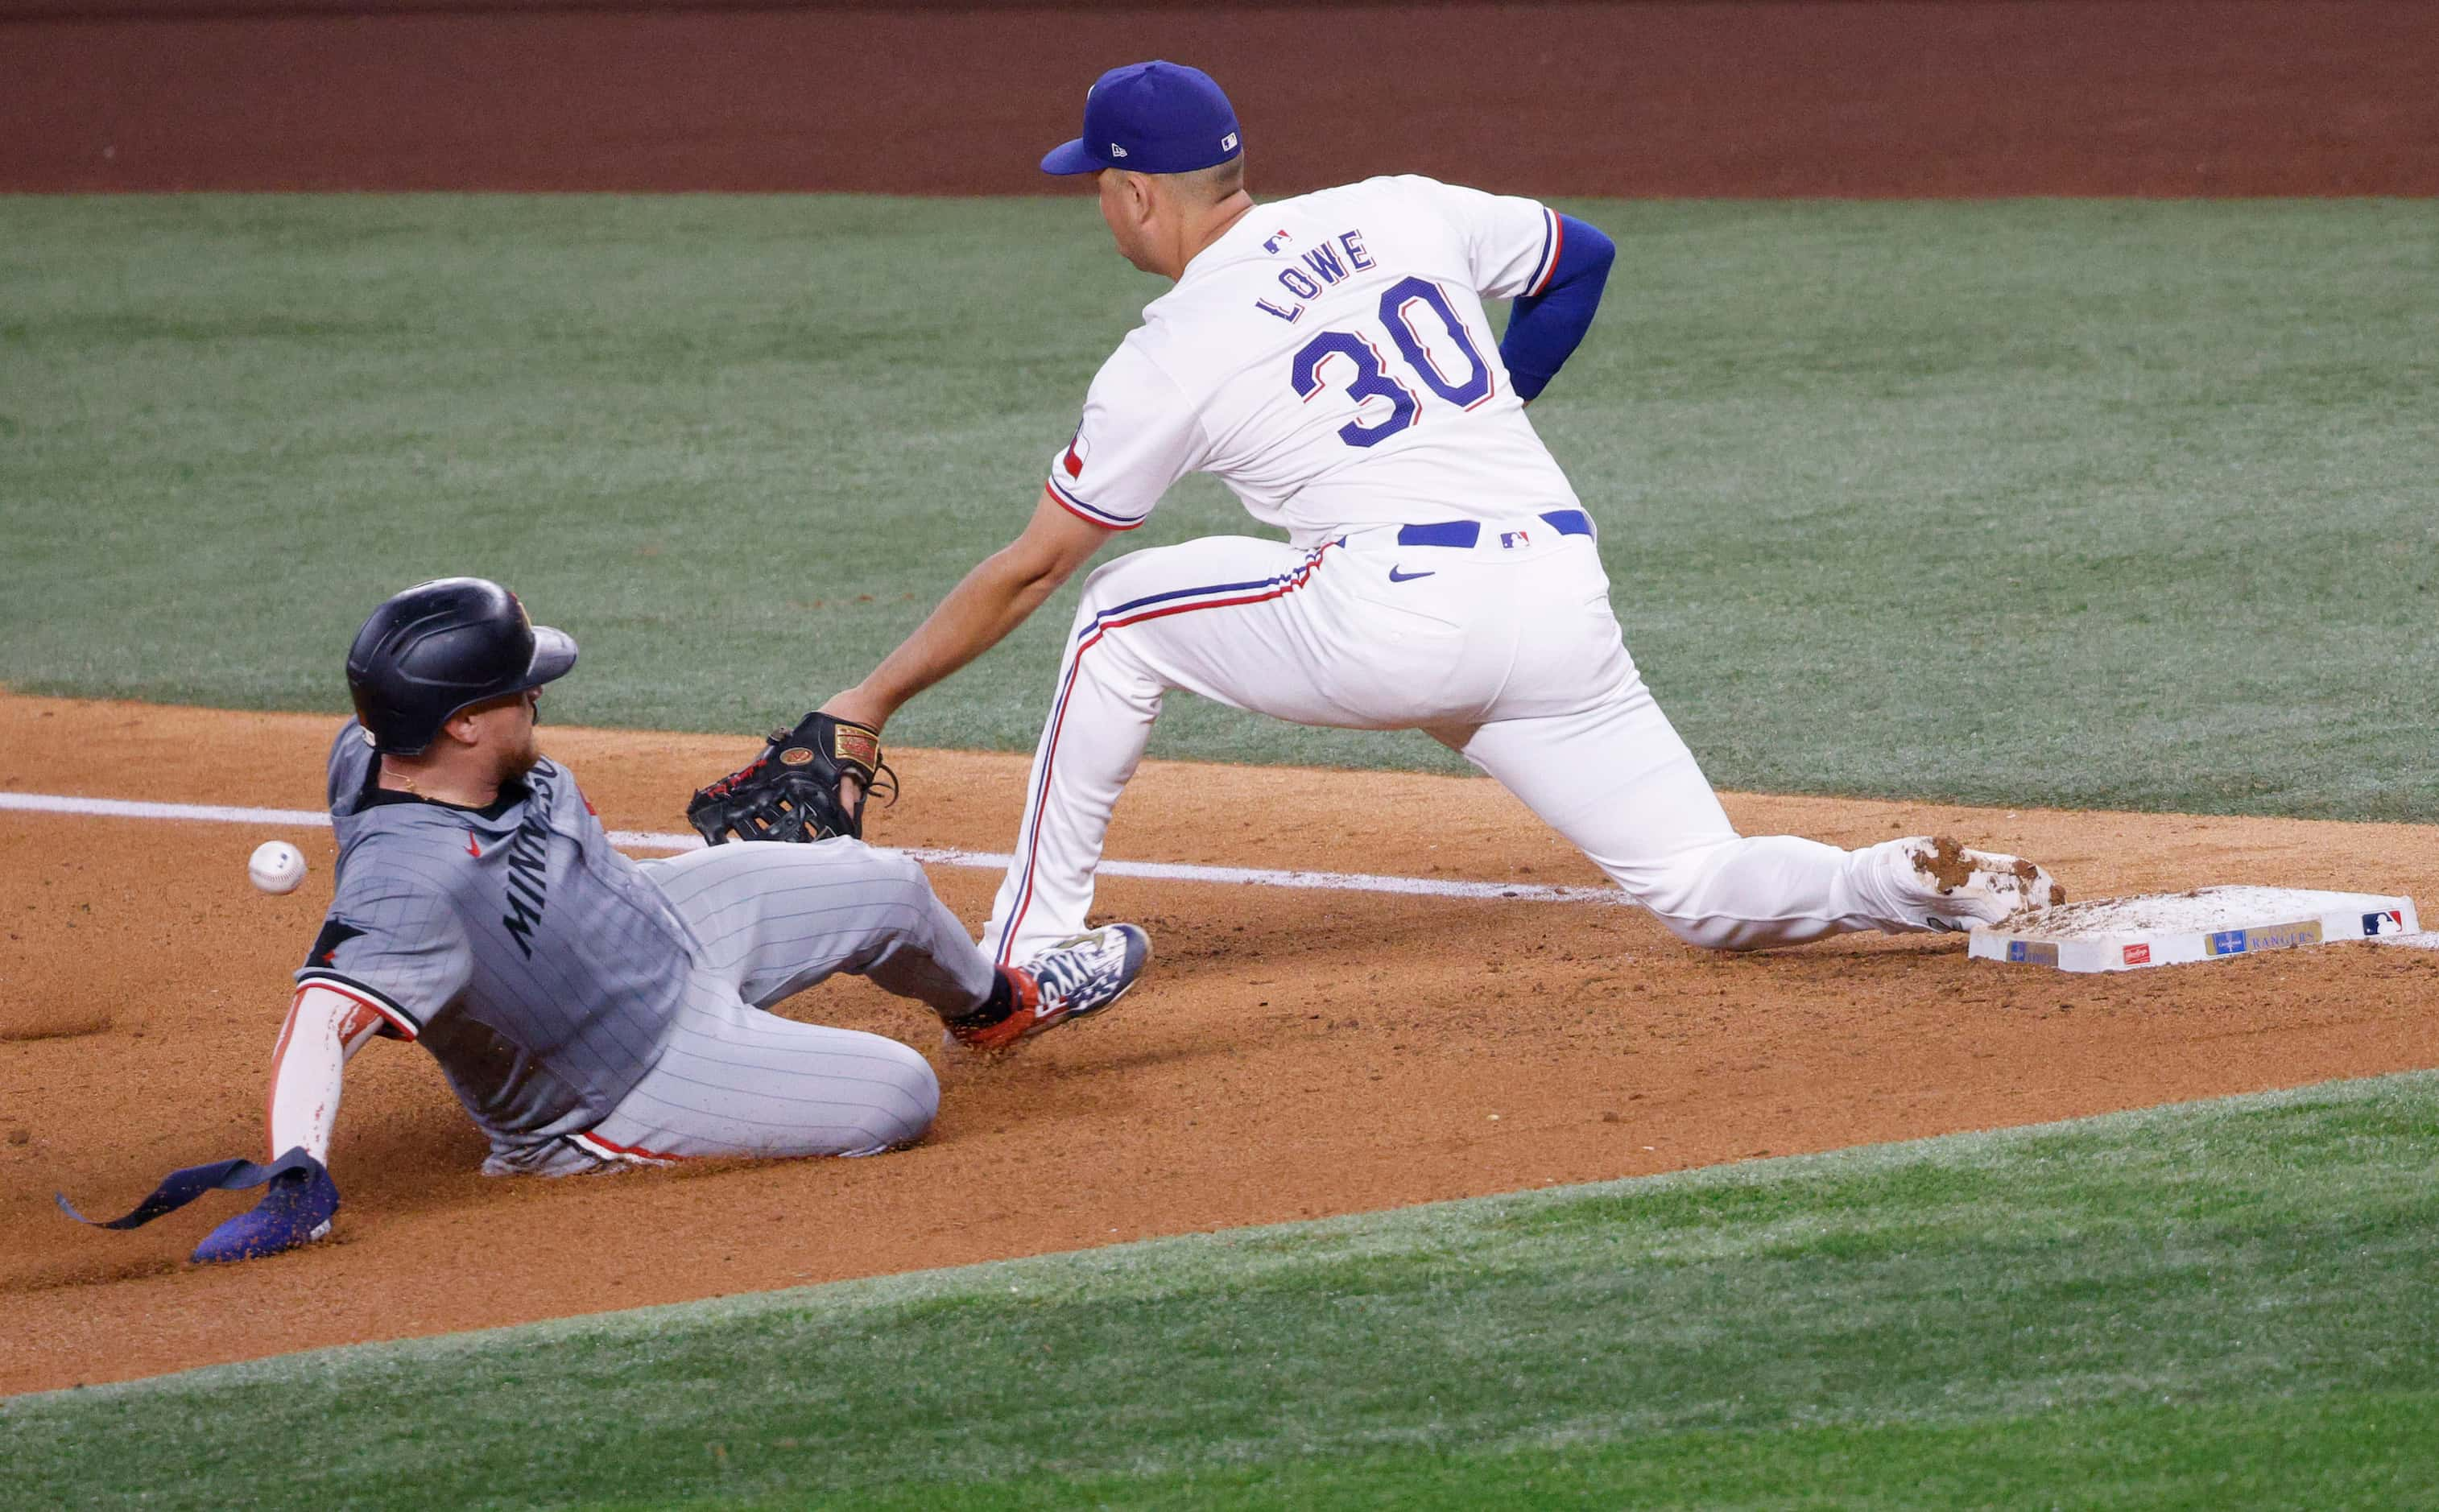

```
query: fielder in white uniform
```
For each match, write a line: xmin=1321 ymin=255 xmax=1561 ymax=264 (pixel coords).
xmin=821 ymin=61 xmax=2061 ymax=972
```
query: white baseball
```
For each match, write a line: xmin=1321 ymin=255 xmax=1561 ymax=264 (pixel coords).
xmin=248 ymin=841 xmax=308 ymax=895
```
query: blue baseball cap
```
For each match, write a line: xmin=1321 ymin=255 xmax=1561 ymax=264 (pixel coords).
xmin=1041 ymin=61 xmax=1242 ymax=176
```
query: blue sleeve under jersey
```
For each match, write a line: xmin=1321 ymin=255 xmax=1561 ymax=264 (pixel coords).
xmin=1500 ymin=213 xmax=1615 ymax=401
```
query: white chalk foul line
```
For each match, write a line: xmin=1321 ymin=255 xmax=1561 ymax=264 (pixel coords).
xmin=0 ymin=790 xmax=1621 ymax=907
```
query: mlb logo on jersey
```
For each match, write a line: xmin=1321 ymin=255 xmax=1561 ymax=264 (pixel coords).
xmin=1499 ymin=530 xmax=1532 ymax=549
xmin=1263 ymin=229 xmax=1294 ymax=254
xmin=1062 ymin=431 xmax=1093 ymax=480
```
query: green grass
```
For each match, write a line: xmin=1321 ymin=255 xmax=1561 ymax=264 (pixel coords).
xmin=7 ymin=1073 xmax=2437 ymax=1509
xmin=2 ymin=196 xmax=2433 ymax=816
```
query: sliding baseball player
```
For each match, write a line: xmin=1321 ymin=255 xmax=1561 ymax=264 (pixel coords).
xmin=60 ymin=576 xmax=1146 ymax=1263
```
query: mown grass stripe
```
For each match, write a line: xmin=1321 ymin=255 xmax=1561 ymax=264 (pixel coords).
xmin=2 ymin=196 xmax=2433 ymax=817
xmin=6 ymin=1072 xmax=2434 ymax=1509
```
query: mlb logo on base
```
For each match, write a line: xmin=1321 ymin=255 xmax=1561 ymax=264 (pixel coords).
xmin=2363 ymin=910 xmax=2406 ymax=936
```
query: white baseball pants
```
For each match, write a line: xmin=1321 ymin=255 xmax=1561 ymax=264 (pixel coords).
xmin=980 ymin=519 xmax=1935 ymax=964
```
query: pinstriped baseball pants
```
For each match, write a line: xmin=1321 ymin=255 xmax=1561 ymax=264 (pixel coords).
xmin=485 ymin=840 xmax=992 ymax=1175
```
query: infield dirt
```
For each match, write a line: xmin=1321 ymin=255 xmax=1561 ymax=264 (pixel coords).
xmin=4 ymin=692 xmax=2434 ymax=1395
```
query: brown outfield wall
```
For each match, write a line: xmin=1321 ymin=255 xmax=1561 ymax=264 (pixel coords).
xmin=6 ymin=2 xmax=2437 ymax=195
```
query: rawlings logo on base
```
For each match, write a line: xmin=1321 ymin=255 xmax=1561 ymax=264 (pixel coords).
xmin=2123 ymin=943 xmax=2151 ymax=965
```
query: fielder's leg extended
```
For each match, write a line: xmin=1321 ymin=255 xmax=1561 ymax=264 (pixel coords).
xmin=981 ymin=535 xmax=1375 ymax=966
xmin=1408 ymin=531 xmax=2057 ymax=948
xmin=1436 ymin=672 xmax=2054 ymax=948
xmin=1429 ymin=675 xmax=1926 ymax=951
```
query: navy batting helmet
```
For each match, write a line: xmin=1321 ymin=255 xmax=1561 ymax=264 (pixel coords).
xmin=345 ymin=578 xmax=578 ymax=755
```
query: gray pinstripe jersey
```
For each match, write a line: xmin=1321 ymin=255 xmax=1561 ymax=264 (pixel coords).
xmin=296 ymin=723 xmax=697 ymax=1144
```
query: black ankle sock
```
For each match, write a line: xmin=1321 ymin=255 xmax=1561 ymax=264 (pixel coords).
xmin=951 ymin=969 xmax=1018 ymax=1028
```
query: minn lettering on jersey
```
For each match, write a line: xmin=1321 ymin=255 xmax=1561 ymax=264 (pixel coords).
xmin=500 ymin=768 xmax=556 ymax=957
xmin=1255 ymin=227 xmax=1376 ymax=324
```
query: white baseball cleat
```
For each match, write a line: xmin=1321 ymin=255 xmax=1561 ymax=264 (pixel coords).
xmin=943 ymin=923 xmax=1151 ymax=1054
xmin=1898 ymin=835 xmax=2065 ymax=932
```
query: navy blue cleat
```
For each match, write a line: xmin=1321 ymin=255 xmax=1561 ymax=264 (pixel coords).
xmin=191 ymin=1161 xmax=340 ymax=1264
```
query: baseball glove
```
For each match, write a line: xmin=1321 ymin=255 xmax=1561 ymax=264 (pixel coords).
xmin=686 ymin=712 xmax=895 ymax=846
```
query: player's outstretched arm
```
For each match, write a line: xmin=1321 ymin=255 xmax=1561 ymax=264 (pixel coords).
xmin=823 ymin=486 xmax=1116 ymax=731
xmin=109 ymin=985 xmax=380 ymax=1264
xmin=267 ymin=985 xmax=387 ymax=1165
xmin=1502 ymin=213 xmax=1617 ymax=402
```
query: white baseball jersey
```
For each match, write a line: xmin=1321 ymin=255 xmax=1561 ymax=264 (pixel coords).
xmin=1045 ymin=175 xmax=1583 ymax=547
xmin=986 ymin=175 xmax=1963 ymax=968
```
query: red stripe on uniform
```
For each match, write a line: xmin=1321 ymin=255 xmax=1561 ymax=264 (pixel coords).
xmin=575 ymin=1130 xmax=685 ymax=1163
xmin=1044 ymin=476 xmax=1145 ymax=531
xmin=1529 ymin=209 xmax=1566 ymax=297
xmin=265 ymin=988 xmax=307 ymax=1160
xmin=295 ymin=977 xmax=420 ymax=1042
xmin=995 ymin=541 xmax=1341 ymax=964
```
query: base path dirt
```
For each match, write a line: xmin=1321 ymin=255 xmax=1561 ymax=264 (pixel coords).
xmin=6 ymin=2 xmax=2435 ymax=195
xmin=2 ymin=692 xmax=2434 ymax=1396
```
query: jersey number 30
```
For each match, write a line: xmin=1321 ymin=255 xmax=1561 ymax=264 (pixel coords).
xmin=1290 ymin=277 xmax=1493 ymax=448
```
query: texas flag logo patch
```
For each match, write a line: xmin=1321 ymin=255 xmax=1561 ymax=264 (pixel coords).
xmin=1061 ymin=430 xmax=1092 ymax=480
